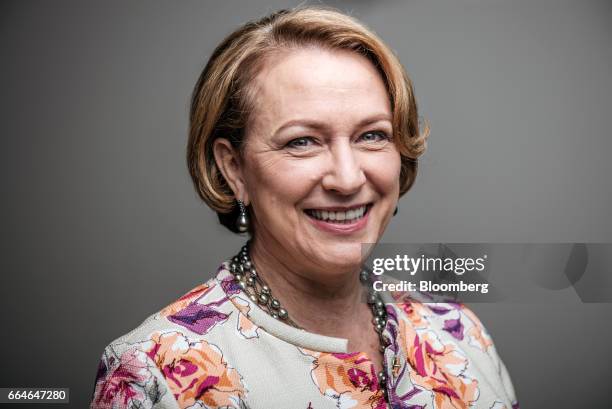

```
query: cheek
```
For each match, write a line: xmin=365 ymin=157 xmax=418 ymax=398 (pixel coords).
xmin=364 ymin=150 xmax=402 ymax=194
xmin=244 ymin=155 xmax=322 ymax=208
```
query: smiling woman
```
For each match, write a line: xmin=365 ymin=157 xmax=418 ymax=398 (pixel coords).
xmin=213 ymin=46 xmax=400 ymax=277
xmin=90 ymin=6 xmax=518 ymax=409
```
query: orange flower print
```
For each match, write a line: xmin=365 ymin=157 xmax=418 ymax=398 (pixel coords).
xmin=391 ymin=293 xmax=431 ymax=330
xmin=408 ymin=299 xmax=493 ymax=353
xmin=397 ymin=317 xmax=479 ymax=409
xmin=142 ymin=331 xmax=246 ymax=408
xmin=460 ymin=306 xmax=493 ymax=352
xmin=232 ymin=296 xmax=260 ymax=339
xmin=301 ymin=349 xmax=386 ymax=409
xmin=158 ymin=283 xmax=211 ymax=318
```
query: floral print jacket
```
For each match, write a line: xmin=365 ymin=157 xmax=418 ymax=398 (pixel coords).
xmin=90 ymin=261 xmax=519 ymax=409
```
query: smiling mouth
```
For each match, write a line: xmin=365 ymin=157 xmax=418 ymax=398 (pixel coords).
xmin=304 ymin=204 xmax=372 ymax=224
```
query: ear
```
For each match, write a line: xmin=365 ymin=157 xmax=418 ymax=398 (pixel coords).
xmin=213 ymin=138 xmax=250 ymax=205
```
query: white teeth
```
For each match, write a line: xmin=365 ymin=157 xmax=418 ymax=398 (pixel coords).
xmin=307 ymin=205 xmax=368 ymax=222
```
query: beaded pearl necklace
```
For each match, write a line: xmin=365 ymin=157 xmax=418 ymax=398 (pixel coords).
xmin=229 ymin=241 xmax=392 ymax=401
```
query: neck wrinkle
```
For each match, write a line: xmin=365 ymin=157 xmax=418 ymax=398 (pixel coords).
xmin=249 ymin=236 xmax=367 ymax=336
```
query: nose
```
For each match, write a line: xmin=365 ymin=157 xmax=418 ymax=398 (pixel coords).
xmin=321 ymin=142 xmax=367 ymax=195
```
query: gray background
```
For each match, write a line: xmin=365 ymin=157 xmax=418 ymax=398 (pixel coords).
xmin=1 ymin=0 xmax=611 ymax=407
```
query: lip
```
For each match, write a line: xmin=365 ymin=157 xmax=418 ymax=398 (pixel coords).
xmin=304 ymin=203 xmax=371 ymax=235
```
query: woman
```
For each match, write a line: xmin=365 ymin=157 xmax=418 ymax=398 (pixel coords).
xmin=90 ymin=6 xmax=518 ymax=409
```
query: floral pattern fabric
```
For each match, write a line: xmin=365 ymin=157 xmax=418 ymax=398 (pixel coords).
xmin=90 ymin=261 xmax=519 ymax=409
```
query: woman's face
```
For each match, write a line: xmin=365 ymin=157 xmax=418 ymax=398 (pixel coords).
xmin=240 ymin=47 xmax=401 ymax=278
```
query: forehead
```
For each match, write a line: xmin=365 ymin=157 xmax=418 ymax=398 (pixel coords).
xmin=247 ymin=47 xmax=391 ymax=130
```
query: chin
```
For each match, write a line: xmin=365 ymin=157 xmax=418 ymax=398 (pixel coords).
xmin=306 ymin=242 xmax=367 ymax=273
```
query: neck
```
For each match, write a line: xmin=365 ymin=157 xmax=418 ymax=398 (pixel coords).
xmin=249 ymin=237 xmax=368 ymax=338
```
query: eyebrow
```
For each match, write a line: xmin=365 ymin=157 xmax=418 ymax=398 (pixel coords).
xmin=273 ymin=113 xmax=392 ymax=135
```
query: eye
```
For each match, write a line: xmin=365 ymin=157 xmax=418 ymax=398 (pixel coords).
xmin=358 ymin=130 xmax=390 ymax=144
xmin=286 ymin=136 xmax=317 ymax=149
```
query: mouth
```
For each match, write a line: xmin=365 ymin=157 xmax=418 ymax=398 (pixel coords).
xmin=304 ymin=203 xmax=372 ymax=224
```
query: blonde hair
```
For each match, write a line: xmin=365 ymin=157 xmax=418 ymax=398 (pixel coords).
xmin=187 ymin=6 xmax=429 ymax=233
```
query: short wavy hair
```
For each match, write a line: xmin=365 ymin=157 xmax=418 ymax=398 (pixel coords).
xmin=187 ymin=6 xmax=429 ymax=233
